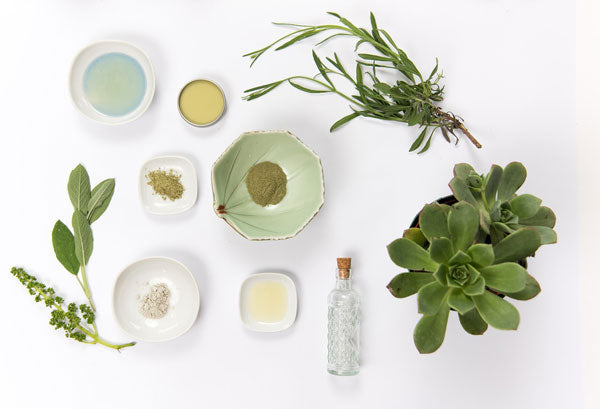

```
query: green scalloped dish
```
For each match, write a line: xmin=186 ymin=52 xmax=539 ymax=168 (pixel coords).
xmin=212 ymin=130 xmax=325 ymax=240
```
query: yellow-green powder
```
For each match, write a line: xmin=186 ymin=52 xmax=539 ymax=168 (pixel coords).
xmin=146 ymin=169 xmax=184 ymax=201
xmin=245 ymin=161 xmax=287 ymax=206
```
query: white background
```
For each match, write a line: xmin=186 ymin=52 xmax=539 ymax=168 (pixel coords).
xmin=0 ymin=0 xmax=594 ymax=408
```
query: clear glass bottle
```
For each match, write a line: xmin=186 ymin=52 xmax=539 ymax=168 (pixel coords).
xmin=327 ymin=257 xmax=360 ymax=376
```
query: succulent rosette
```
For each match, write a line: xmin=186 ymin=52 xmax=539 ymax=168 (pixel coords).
xmin=387 ymin=201 xmax=542 ymax=353
xmin=449 ymin=162 xmax=557 ymax=246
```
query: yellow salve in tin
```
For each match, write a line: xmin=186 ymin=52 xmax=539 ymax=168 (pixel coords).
xmin=178 ymin=79 xmax=225 ymax=126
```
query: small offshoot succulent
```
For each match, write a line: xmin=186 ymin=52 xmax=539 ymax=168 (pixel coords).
xmin=449 ymin=162 xmax=557 ymax=246
xmin=387 ymin=200 xmax=544 ymax=354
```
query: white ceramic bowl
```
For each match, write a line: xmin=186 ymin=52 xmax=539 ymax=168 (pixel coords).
xmin=113 ymin=257 xmax=200 ymax=342
xmin=69 ymin=40 xmax=155 ymax=125
xmin=139 ymin=155 xmax=198 ymax=215
xmin=239 ymin=272 xmax=297 ymax=332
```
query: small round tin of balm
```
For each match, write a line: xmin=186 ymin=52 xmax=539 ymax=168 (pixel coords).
xmin=178 ymin=79 xmax=226 ymax=127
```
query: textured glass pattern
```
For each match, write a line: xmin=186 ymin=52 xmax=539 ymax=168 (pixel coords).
xmin=327 ymin=305 xmax=360 ymax=374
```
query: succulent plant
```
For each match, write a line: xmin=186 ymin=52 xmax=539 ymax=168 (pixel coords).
xmin=387 ymin=200 xmax=544 ymax=354
xmin=449 ymin=162 xmax=557 ymax=246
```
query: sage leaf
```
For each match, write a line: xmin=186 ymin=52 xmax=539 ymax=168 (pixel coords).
xmin=68 ymin=164 xmax=91 ymax=213
xmin=413 ymin=303 xmax=450 ymax=354
xmin=51 ymin=220 xmax=80 ymax=275
xmin=87 ymin=178 xmax=115 ymax=224
xmin=472 ymin=291 xmax=520 ymax=330
xmin=387 ymin=272 xmax=435 ymax=298
xmin=458 ymin=308 xmax=488 ymax=335
xmin=387 ymin=238 xmax=439 ymax=272
xmin=72 ymin=210 xmax=93 ymax=266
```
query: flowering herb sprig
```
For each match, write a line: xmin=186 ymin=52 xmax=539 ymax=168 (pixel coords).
xmin=244 ymin=12 xmax=481 ymax=153
xmin=10 ymin=164 xmax=135 ymax=351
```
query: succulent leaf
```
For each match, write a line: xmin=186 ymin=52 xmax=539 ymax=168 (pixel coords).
xmin=493 ymin=228 xmax=541 ymax=263
xmin=413 ymin=303 xmax=450 ymax=354
xmin=458 ymin=308 xmax=488 ymax=335
xmin=484 ymin=165 xmax=503 ymax=204
xmin=448 ymin=201 xmax=479 ymax=251
xmin=510 ymin=194 xmax=542 ymax=219
xmin=479 ymin=262 xmax=528 ymax=293
xmin=462 ymin=275 xmax=485 ymax=296
xmin=449 ymin=177 xmax=477 ymax=205
xmin=433 ymin=264 xmax=449 ymax=286
xmin=519 ymin=206 xmax=556 ymax=228
xmin=417 ymin=281 xmax=450 ymax=315
xmin=448 ymin=288 xmax=474 ymax=314
xmin=388 ymin=238 xmax=439 ymax=272
xmin=419 ymin=204 xmax=450 ymax=241
xmin=504 ymin=274 xmax=541 ymax=300
xmin=472 ymin=291 xmax=520 ymax=330
xmin=453 ymin=163 xmax=475 ymax=179
xmin=522 ymin=225 xmax=557 ymax=245
xmin=467 ymin=243 xmax=494 ymax=268
xmin=402 ymin=228 xmax=427 ymax=247
xmin=497 ymin=162 xmax=527 ymax=202
xmin=429 ymin=237 xmax=454 ymax=264
xmin=387 ymin=272 xmax=435 ymax=298
xmin=449 ymin=250 xmax=471 ymax=266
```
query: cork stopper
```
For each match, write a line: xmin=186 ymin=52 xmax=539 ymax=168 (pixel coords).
xmin=337 ymin=257 xmax=351 ymax=279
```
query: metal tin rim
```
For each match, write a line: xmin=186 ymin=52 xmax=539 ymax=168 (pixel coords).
xmin=177 ymin=78 xmax=226 ymax=127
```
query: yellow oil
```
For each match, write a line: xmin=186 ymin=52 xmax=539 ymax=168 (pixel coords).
xmin=248 ymin=280 xmax=288 ymax=323
xmin=178 ymin=79 xmax=225 ymax=125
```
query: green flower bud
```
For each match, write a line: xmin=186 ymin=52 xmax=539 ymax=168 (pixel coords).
xmin=466 ymin=171 xmax=483 ymax=189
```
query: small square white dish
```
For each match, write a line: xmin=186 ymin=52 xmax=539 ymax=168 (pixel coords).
xmin=239 ymin=272 xmax=297 ymax=332
xmin=140 ymin=155 xmax=198 ymax=215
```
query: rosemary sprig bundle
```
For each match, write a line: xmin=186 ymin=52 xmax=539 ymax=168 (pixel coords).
xmin=244 ymin=12 xmax=482 ymax=153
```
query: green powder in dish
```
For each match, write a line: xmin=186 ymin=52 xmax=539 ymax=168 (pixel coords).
xmin=146 ymin=168 xmax=184 ymax=201
xmin=246 ymin=161 xmax=287 ymax=206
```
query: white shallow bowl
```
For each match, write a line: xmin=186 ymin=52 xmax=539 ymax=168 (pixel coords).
xmin=140 ymin=155 xmax=198 ymax=215
xmin=69 ymin=40 xmax=155 ymax=125
xmin=239 ymin=272 xmax=297 ymax=332
xmin=113 ymin=257 xmax=200 ymax=342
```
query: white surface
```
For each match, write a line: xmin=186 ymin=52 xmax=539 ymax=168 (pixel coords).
xmin=140 ymin=155 xmax=198 ymax=214
xmin=113 ymin=257 xmax=200 ymax=342
xmin=69 ymin=40 xmax=155 ymax=125
xmin=0 ymin=1 xmax=585 ymax=409
xmin=576 ymin=1 xmax=600 ymax=408
xmin=240 ymin=272 xmax=298 ymax=332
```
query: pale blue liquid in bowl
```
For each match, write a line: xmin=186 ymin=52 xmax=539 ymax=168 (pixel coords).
xmin=83 ymin=52 xmax=147 ymax=117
